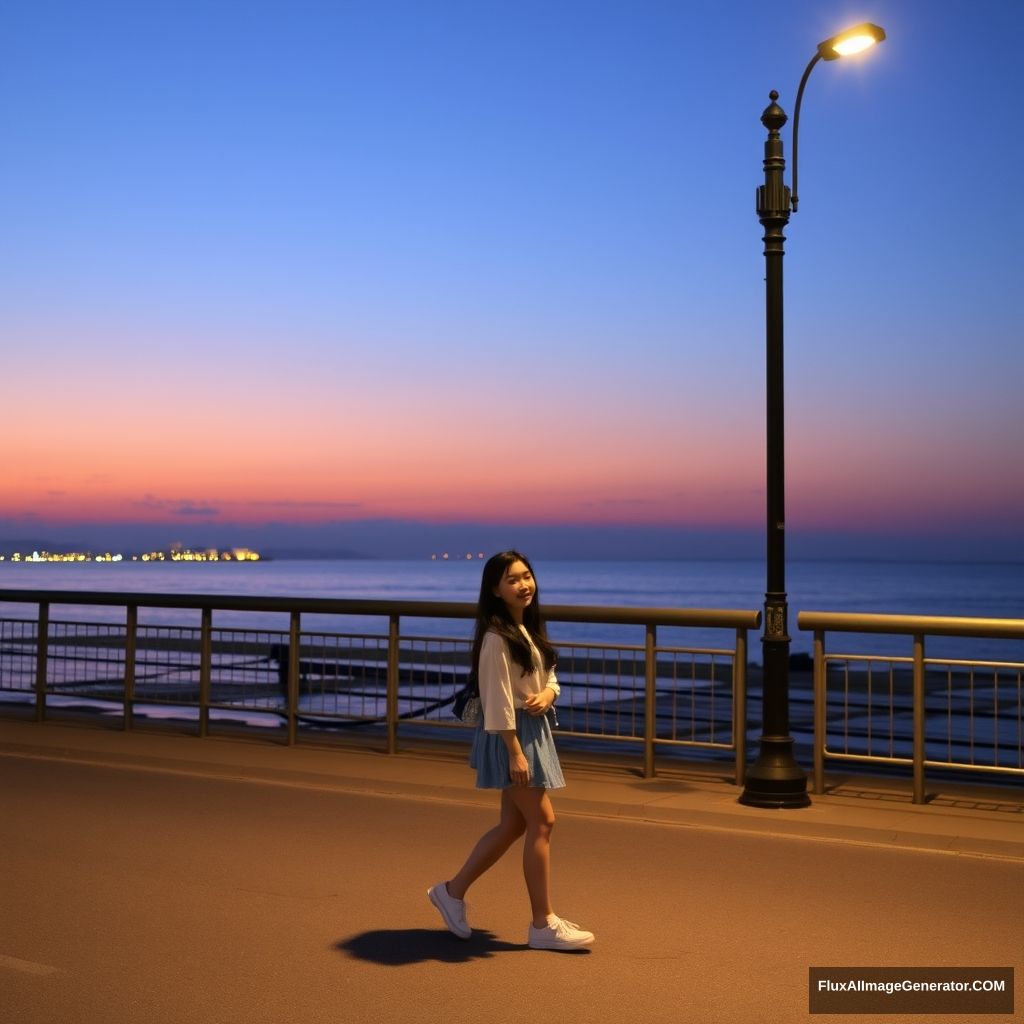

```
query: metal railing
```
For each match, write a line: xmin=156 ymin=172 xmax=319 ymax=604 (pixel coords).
xmin=798 ymin=611 xmax=1024 ymax=802
xmin=0 ymin=588 xmax=759 ymax=782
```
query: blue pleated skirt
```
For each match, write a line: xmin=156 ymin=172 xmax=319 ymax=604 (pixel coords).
xmin=470 ymin=709 xmax=565 ymax=790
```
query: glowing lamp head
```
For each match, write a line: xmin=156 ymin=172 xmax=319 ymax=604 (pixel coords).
xmin=817 ymin=22 xmax=886 ymax=61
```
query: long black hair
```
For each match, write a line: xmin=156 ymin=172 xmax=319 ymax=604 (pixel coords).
xmin=471 ymin=550 xmax=557 ymax=679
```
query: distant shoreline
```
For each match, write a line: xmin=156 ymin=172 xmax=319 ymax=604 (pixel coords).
xmin=2 ymin=554 xmax=1022 ymax=566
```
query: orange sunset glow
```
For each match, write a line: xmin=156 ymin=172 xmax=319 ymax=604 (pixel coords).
xmin=2 ymin=1 xmax=1022 ymax=563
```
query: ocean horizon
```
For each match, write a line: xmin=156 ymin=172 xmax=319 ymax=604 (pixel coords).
xmin=1 ymin=557 xmax=1021 ymax=664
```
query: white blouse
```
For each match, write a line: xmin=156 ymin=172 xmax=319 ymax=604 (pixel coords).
xmin=479 ymin=626 xmax=560 ymax=733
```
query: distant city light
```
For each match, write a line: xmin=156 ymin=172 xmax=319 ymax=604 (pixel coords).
xmin=3 ymin=547 xmax=262 ymax=563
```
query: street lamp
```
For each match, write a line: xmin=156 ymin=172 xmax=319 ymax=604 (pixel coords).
xmin=739 ymin=23 xmax=886 ymax=809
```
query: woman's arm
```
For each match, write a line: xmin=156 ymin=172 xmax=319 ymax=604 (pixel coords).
xmin=523 ymin=669 xmax=559 ymax=716
xmin=479 ymin=632 xmax=517 ymax=732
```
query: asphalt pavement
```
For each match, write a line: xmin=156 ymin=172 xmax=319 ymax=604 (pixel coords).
xmin=1 ymin=717 xmax=1021 ymax=1024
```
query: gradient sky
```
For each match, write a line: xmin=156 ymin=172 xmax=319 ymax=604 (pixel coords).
xmin=2 ymin=0 xmax=1022 ymax=557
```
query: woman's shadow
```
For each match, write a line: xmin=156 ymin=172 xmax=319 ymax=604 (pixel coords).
xmin=336 ymin=927 xmax=591 ymax=964
xmin=334 ymin=928 xmax=524 ymax=965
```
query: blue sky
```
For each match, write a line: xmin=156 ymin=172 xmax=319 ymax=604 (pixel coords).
xmin=2 ymin=0 xmax=1022 ymax=559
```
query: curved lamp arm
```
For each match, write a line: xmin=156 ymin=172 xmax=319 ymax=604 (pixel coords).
xmin=789 ymin=53 xmax=821 ymax=213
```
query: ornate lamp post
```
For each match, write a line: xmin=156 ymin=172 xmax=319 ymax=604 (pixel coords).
xmin=740 ymin=24 xmax=886 ymax=809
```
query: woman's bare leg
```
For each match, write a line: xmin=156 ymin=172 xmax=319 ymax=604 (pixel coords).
xmin=447 ymin=789 xmax=526 ymax=899
xmin=506 ymin=787 xmax=556 ymax=927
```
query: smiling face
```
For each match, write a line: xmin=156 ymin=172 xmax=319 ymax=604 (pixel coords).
xmin=493 ymin=559 xmax=536 ymax=622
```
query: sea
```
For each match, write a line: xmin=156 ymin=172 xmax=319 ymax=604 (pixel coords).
xmin=0 ymin=558 xmax=1021 ymax=664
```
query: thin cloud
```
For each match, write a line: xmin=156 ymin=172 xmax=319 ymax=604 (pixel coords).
xmin=134 ymin=496 xmax=220 ymax=517
xmin=130 ymin=495 xmax=365 ymax=520
xmin=242 ymin=500 xmax=365 ymax=511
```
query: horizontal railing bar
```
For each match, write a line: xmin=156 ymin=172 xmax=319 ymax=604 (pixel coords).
xmin=822 ymin=749 xmax=915 ymax=766
xmin=924 ymin=659 xmax=1024 ymax=671
xmin=825 ymin=749 xmax=1024 ymax=777
xmin=655 ymin=646 xmax=734 ymax=658
xmin=650 ymin=738 xmax=735 ymax=751
xmin=0 ymin=590 xmax=760 ymax=630
xmin=799 ymin=610 xmax=1024 ymax=640
xmin=6 ymin=630 xmax=714 ymax=659
xmin=551 ymin=729 xmax=734 ymax=751
xmin=515 ymin=641 xmax=647 ymax=654
xmin=825 ymin=653 xmax=915 ymax=665
xmin=923 ymin=760 xmax=1024 ymax=776
xmin=2 ymin=636 xmax=735 ymax=666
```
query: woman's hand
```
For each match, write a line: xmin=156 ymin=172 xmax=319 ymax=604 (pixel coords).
xmin=501 ymin=732 xmax=531 ymax=786
xmin=509 ymin=750 xmax=531 ymax=786
xmin=523 ymin=687 xmax=554 ymax=717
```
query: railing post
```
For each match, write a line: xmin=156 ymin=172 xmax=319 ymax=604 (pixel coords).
xmin=734 ymin=628 xmax=748 ymax=786
xmin=287 ymin=611 xmax=301 ymax=745
xmin=199 ymin=607 xmax=212 ymax=738
xmin=35 ymin=602 xmax=49 ymax=722
xmin=124 ymin=605 xmax=137 ymax=731
xmin=643 ymin=623 xmax=657 ymax=778
xmin=912 ymin=633 xmax=926 ymax=804
xmin=813 ymin=629 xmax=826 ymax=795
xmin=387 ymin=615 xmax=400 ymax=755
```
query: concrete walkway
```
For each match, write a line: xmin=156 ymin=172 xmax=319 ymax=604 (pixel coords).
xmin=1 ymin=717 xmax=1021 ymax=861
xmin=1 ymin=717 xmax=1021 ymax=1024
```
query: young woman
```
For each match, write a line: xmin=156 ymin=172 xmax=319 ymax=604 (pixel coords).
xmin=428 ymin=551 xmax=595 ymax=951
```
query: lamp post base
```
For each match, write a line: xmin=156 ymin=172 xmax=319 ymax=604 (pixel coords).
xmin=738 ymin=737 xmax=811 ymax=808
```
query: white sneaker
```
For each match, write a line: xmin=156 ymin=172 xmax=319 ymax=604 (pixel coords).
xmin=427 ymin=882 xmax=471 ymax=940
xmin=528 ymin=916 xmax=595 ymax=950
